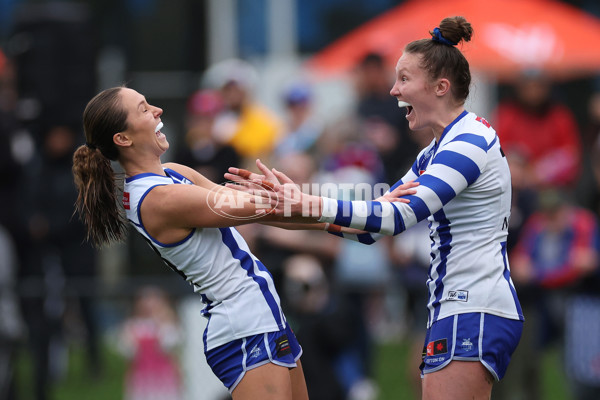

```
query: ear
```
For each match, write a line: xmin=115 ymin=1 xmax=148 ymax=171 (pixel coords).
xmin=435 ymin=78 xmax=451 ymax=97
xmin=113 ymin=132 xmax=132 ymax=148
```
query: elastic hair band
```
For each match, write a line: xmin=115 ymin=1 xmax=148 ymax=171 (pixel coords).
xmin=85 ymin=142 xmax=97 ymax=150
xmin=431 ymin=27 xmax=458 ymax=46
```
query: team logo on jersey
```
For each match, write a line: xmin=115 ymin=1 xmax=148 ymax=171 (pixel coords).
xmin=123 ymin=192 xmax=130 ymax=210
xmin=426 ymin=338 xmax=448 ymax=356
xmin=275 ymin=334 xmax=291 ymax=357
xmin=447 ymin=290 xmax=469 ymax=302
xmin=417 ymin=147 xmax=435 ymax=176
xmin=461 ymin=338 xmax=473 ymax=352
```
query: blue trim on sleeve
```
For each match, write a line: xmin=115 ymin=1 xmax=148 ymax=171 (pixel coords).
xmin=390 ymin=178 xmax=406 ymax=192
xmin=432 ymin=150 xmax=481 ymax=185
xmin=334 ymin=199 xmax=354 ymax=227
xmin=393 ymin=205 xmax=406 ymax=235
xmin=357 ymin=233 xmax=376 ymax=244
xmin=451 ymin=133 xmax=488 ymax=151
xmin=365 ymin=202 xmax=383 ymax=232
xmin=403 ymin=195 xmax=431 ymax=222
xmin=417 ymin=174 xmax=457 ymax=206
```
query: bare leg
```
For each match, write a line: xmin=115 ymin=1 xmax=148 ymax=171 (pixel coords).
xmin=290 ymin=360 xmax=309 ymax=400
xmin=232 ymin=361 xmax=308 ymax=400
xmin=232 ymin=363 xmax=292 ymax=400
xmin=422 ymin=361 xmax=494 ymax=400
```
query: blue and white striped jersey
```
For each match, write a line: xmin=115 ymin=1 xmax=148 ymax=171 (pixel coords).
xmin=124 ymin=168 xmax=286 ymax=351
xmin=319 ymin=111 xmax=523 ymax=326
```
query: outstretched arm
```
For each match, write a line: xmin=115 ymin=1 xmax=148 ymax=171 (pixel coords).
xmin=226 ymin=159 xmax=418 ymax=244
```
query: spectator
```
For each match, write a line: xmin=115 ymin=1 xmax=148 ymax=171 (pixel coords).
xmin=118 ymin=287 xmax=183 ymax=400
xmin=353 ymin=52 xmax=420 ymax=183
xmin=275 ymin=82 xmax=324 ymax=159
xmin=493 ymin=70 xmax=581 ymax=189
xmin=204 ymin=58 xmax=283 ymax=164
xmin=500 ymin=189 xmax=600 ymax=400
xmin=282 ymin=254 xmax=353 ymax=400
xmin=175 ymin=89 xmax=240 ymax=184
xmin=19 ymin=124 xmax=100 ymax=399
xmin=579 ymin=91 xmax=600 ymax=214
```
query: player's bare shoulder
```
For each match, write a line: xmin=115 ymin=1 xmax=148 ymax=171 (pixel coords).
xmin=162 ymin=162 xmax=217 ymax=189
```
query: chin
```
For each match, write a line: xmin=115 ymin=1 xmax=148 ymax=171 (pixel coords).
xmin=158 ymin=141 xmax=170 ymax=153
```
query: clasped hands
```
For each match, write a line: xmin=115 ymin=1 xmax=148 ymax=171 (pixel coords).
xmin=224 ymin=159 xmax=419 ymax=221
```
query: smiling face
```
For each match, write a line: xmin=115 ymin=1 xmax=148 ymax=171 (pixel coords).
xmin=389 ymin=52 xmax=438 ymax=133
xmin=117 ymin=88 xmax=168 ymax=154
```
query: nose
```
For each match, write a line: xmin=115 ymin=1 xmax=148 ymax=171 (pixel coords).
xmin=153 ymin=106 xmax=163 ymax=117
xmin=389 ymin=82 xmax=399 ymax=97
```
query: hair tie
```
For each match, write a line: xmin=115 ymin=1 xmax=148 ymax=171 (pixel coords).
xmin=85 ymin=142 xmax=97 ymax=150
xmin=432 ymin=27 xmax=458 ymax=46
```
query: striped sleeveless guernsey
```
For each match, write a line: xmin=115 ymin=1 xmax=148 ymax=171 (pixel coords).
xmin=124 ymin=168 xmax=285 ymax=351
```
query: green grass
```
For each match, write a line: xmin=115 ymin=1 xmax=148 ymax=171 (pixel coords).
xmin=16 ymin=341 xmax=126 ymax=400
xmin=540 ymin=348 xmax=570 ymax=400
xmin=15 ymin=337 xmax=570 ymax=400
xmin=374 ymin=339 xmax=420 ymax=400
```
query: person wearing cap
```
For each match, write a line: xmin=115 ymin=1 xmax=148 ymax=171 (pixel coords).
xmin=275 ymin=83 xmax=324 ymax=158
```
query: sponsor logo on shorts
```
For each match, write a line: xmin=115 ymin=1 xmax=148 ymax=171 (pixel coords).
xmin=461 ymin=337 xmax=473 ymax=352
xmin=249 ymin=344 xmax=262 ymax=359
xmin=447 ymin=290 xmax=469 ymax=302
xmin=275 ymin=334 xmax=291 ymax=357
xmin=427 ymin=356 xmax=446 ymax=363
xmin=426 ymin=338 xmax=448 ymax=356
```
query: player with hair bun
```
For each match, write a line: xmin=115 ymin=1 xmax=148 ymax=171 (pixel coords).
xmin=230 ymin=16 xmax=523 ymax=399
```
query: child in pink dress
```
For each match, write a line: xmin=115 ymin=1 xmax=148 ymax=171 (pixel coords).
xmin=119 ymin=287 xmax=182 ymax=400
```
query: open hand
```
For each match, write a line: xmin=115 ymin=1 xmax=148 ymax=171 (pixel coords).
xmin=376 ymin=181 xmax=419 ymax=202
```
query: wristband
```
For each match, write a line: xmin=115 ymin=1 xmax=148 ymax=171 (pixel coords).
xmin=327 ymin=224 xmax=342 ymax=233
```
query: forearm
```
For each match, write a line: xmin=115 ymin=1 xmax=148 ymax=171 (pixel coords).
xmin=317 ymin=197 xmax=407 ymax=236
xmin=261 ymin=220 xmax=383 ymax=244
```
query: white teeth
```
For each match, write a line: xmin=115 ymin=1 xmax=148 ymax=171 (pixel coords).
xmin=397 ymin=101 xmax=411 ymax=108
xmin=155 ymin=122 xmax=163 ymax=133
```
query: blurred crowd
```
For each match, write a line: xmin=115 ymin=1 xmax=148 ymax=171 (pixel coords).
xmin=2 ymin=43 xmax=600 ymax=400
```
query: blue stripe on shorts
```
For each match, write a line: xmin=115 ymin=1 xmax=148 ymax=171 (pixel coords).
xmin=420 ymin=312 xmax=523 ymax=381
xmin=205 ymin=322 xmax=302 ymax=393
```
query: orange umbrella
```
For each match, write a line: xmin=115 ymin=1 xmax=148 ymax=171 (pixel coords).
xmin=307 ymin=0 xmax=600 ymax=81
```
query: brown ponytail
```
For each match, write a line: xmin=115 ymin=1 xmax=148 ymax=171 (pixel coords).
xmin=72 ymin=87 xmax=129 ymax=247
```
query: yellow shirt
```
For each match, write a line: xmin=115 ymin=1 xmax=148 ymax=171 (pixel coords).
xmin=227 ymin=104 xmax=282 ymax=158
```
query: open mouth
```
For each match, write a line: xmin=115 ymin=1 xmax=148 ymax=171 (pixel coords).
xmin=397 ymin=100 xmax=413 ymax=116
xmin=155 ymin=121 xmax=164 ymax=137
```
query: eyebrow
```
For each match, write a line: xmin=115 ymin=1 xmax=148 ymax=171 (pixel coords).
xmin=137 ymin=99 xmax=147 ymax=110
